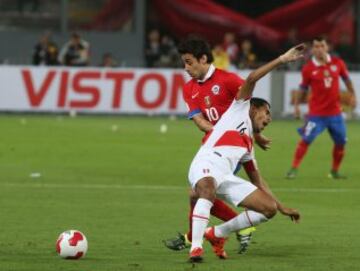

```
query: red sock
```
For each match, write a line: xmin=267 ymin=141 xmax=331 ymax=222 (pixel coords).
xmin=292 ymin=140 xmax=309 ymax=168
xmin=332 ymin=144 xmax=345 ymax=172
xmin=210 ymin=198 xmax=238 ymax=221
xmin=186 ymin=200 xmax=195 ymax=242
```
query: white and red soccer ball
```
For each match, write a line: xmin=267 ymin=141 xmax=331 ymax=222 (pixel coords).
xmin=56 ymin=230 xmax=88 ymax=259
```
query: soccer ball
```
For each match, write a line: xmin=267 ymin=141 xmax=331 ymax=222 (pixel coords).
xmin=56 ymin=230 xmax=88 ymax=259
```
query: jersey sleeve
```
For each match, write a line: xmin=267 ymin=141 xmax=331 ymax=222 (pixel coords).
xmin=224 ymin=72 xmax=245 ymax=97
xmin=241 ymin=147 xmax=258 ymax=172
xmin=183 ymin=83 xmax=201 ymax=119
xmin=339 ymin=59 xmax=350 ymax=82
xmin=234 ymin=97 xmax=251 ymax=105
xmin=299 ymin=65 xmax=310 ymax=91
xmin=227 ymin=98 xmax=251 ymax=117
xmin=240 ymin=148 xmax=255 ymax=163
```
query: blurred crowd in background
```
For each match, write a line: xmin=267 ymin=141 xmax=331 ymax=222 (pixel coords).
xmin=144 ymin=27 xmax=357 ymax=71
xmin=4 ymin=0 xmax=354 ymax=70
xmin=32 ymin=31 xmax=117 ymax=67
xmin=33 ymin=27 xmax=357 ymax=72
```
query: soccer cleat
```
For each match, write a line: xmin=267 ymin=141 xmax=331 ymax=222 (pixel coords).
xmin=236 ymin=226 xmax=256 ymax=254
xmin=328 ymin=170 xmax=347 ymax=180
xmin=204 ymin=227 xmax=227 ymax=259
xmin=163 ymin=233 xmax=191 ymax=251
xmin=189 ymin=247 xmax=203 ymax=263
xmin=286 ymin=168 xmax=298 ymax=179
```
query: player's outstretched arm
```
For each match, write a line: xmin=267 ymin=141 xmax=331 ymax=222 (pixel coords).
xmin=244 ymin=162 xmax=300 ymax=223
xmin=236 ymin=44 xmax=306 ymax=101
xmin=192 ymin=114 xmax=213 ymax=133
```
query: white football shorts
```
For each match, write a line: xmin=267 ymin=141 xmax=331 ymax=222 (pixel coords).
xmin=188 ymin=151 xmax=257 ymax=206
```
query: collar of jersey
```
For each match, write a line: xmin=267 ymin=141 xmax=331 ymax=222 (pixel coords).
xmin=197 ymin=64 xmax=215 ymax=83
xmin=312 ymin=54 xmax=331 ymax=66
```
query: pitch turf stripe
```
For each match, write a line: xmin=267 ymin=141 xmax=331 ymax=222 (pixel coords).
xmin=0 ymin=182 xmax=359 ymax=193
xmin=1 ymin=182 xmax=185 ymax=191
xmin=273 ymin=188 xmax=358 ymax=193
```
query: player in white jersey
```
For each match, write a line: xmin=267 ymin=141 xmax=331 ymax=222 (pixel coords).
xmin=188 ymin=44 xmax=305 ymax=263
xmin=189 ymin=98 xmax=259 ymax=194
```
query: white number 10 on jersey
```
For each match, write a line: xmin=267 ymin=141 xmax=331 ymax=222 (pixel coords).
xmin=205 ymin=107 xmax=220 ymax=122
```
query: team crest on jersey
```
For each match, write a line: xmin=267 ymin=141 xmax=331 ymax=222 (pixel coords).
xmin=211 ymin=85 xmax=220 ymax=95
xmin=330 ymin=65 xmax=337 ymax=72
xmin=323 ymin=70 xmax=330 ymax=77
xmin=204 ymin=96 xmax=212 ymax=107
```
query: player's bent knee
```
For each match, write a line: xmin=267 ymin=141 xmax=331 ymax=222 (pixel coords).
xmin=263 ymin=201 xmax=278 ymax=219
xmin=335 ymin=141 xmax=346 ymax=146
xmin=189 ymin=190 xmax=198 ymax=204
xmin=195 ymin=177 xmax=216 ymax=202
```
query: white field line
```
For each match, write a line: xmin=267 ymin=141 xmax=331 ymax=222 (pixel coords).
xmin=0 ymin=182 xmax=359 ymax=193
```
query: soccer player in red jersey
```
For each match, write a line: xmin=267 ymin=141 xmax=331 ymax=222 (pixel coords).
xmin=163 ymin=37 xmax=271 ymax=253
xmin=286 ymin=37 xmax=356 ymax=179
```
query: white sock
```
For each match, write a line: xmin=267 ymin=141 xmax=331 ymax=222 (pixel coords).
xmin=191 ymin=198 xmax=213 ymax=251
xmin=214 ymin=210 xmax=268 ymax=238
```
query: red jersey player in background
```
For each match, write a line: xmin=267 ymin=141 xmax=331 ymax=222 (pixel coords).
xmin=163 ymin=37 xmax=271 ymax=253
xmin=286 ymin=37 xmax=356 ymax=179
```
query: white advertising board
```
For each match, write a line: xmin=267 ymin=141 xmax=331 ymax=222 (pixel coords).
xmin=0 ymin=66 xmax=271 ymax=114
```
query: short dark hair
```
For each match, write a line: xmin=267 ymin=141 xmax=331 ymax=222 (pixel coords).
xmin=250 ymin=97 xmax=271 ymax=109
xmin=312 ymin=36 xmax=327 ymax=44
xmin=177 ymin=37 xmax=214 ymax=63
xmin=71 ymin=32 xmax=80 ymax=39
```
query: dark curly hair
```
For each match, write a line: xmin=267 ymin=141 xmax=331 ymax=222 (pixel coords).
xmin=177 ymin=36 xmax=214 ymax=63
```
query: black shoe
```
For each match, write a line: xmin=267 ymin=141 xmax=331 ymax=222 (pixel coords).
xmin=236 ymin=226 xmax=256 ymax=254
xmin=286 ymin=168 xmax=298 ymax=179
xmin=163 ymin=233 xmax=190 ymax=251
xmin=328 ymin=170 xmax=347 ymax=179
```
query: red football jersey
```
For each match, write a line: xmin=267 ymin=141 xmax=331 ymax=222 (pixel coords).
xmin=183 ymin=65 xmax=245 ymax=124
xmin=300 ymin=55 xmax=349 ymax=116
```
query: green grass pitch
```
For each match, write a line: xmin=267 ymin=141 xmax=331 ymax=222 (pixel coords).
xmin=0 ymin=115 xmax=359 ymax=271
